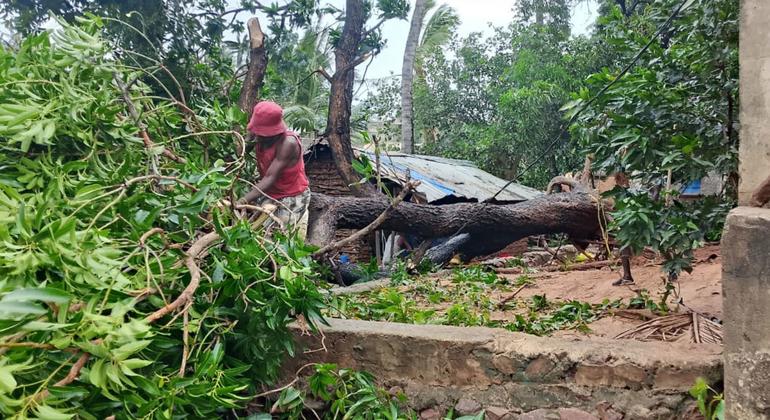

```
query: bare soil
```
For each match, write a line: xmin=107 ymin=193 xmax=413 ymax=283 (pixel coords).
xmin=501 ymin=244 xmax=723 ymax=339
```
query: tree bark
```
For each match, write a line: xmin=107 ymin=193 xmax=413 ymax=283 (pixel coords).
xmin=307 ymin=192 xmax=602 ymax=260
xmin=237 ymin=17 xmax=267 ymax=115
xmin=325 ymin=0 xmax=377 ymax=197
xmin=400 ymin=0 xmax=428 ymax=154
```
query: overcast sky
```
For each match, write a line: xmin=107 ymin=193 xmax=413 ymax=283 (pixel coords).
xmin=337 ymin=0 xmax=600 ymax=81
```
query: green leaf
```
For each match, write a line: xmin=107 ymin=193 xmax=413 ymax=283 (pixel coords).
xmin=111 ymin=340 xmax=152 ymax=361
xmin=213 ymin=259 xmax=225 ymax=283
xmin=689 ymin=377 xmax=708 ymax=398
xmin=0 ymin=366 xmax=17 ymax=393
xmin=35 ymin=404 xmax=74 ymax=420
xmin=0 ymin=301 xmax=46 ymax=317
xmin=2 ymin=287 xmax=71 ymax=304
xmin=121 ymin=358 xmax=153 ymax=370
xmin=279 ymin=266 xmax=294 ymax=281
xmin=713 ymin=400 xmax=724 ymax=420
xmin=89 ymin=359 xmax=107 ymax=388
xmin=681 ymin=0 xmax=698 ymax=11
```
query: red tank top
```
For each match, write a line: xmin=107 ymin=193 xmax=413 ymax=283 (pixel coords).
xmin=255 ymin=131 xmax=309 ymax=200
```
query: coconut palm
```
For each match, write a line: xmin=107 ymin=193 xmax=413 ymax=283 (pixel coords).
xmin=400 ymin=1 xmax=459 ymax=153
xmin=415 ymin=4 xmax=460 ymax=80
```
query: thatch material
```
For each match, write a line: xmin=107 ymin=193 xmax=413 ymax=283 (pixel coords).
xmin=615 ymin=312 xmax=722 ymax=345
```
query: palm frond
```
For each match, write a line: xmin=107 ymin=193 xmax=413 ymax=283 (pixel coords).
xmin=283 ymin=104 xmax=321 ymax=134
xmin=615 ymin=312 xmax=722 ymax=344
xmin=417 ymin=4 xmax=460 ymax=54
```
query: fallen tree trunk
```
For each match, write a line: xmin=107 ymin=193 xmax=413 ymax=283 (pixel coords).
xmin=307 ymin=192 xmax=603 ymax=262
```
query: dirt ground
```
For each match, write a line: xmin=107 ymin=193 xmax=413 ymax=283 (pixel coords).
xmin=502 ymin=244 xmax=723 ymax=339
xmin=332 ymin=245 xmax=723 ymax=341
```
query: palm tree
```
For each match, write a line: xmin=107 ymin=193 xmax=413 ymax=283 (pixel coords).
xmin=400 ymin=1 xmax=459 ymax=153
xmin=415 ymin=4 xmax=459 ymax=80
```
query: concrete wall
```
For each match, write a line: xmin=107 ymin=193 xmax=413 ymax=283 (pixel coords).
xmin=723 ymin=207 xmax=770 ymax=419
xmin=285 ymin=319 xmax=722 ymax=419
xmin=739 ymin=0 xmax=770 ymax=205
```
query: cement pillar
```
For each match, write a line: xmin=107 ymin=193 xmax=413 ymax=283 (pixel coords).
xmin=723 ymin=1 xmax=770 ymax=418
xmin=738 ymin=0 xmax=770 ymax=204
xmin=723 ymin=208 xmax=770 ymax=419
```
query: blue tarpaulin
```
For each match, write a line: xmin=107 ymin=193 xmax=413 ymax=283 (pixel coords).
xmin=682 ymin=179 xmax=702 ymax=195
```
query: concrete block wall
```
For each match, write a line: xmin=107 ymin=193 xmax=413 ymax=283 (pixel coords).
xmin=284 ymin=319 xmax=722 ymax=419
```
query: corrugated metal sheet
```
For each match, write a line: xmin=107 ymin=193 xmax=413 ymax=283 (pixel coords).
xmin=355 ymin=149 xmax=542 ymax=203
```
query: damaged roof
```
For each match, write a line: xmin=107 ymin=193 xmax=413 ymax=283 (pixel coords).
xmin=355 ymin=149 xmax=542 ymax=203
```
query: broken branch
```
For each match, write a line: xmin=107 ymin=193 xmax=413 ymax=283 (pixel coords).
xmin=237 ymin=17 xmax=268 ymax=114
xmin=145 ymin=231 xmax=221 ymax=323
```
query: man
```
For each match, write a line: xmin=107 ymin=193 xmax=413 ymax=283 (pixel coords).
xmin=239 ymin=101 xmax=311 ymax=239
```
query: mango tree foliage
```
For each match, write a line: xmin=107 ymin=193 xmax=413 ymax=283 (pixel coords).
xmin=0 ymin=17 xmax=328 ymax=419
xmin=1 ymin=0 xmax=323 ymax=100
xmin=409 ymin=23 xmax=605 ymax=187
xmin=566 ymin=0 xmax=738 ymax=276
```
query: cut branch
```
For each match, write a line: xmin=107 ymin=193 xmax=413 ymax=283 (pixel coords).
xmin=237 ymin=17 xmax=268 ymax=114
xmin=53 ymin=352 xmax=91 ymax=387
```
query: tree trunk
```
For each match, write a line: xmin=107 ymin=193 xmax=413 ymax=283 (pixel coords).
xmin=237 ymin=18 xmax=267 ymax=115
xmin=325 ymin=0 xmax=377 ymax=197
xmin=400 ymin=0 xmax=429 ymax=154
xmin=307 ymin=192 xmax=602 ymax=260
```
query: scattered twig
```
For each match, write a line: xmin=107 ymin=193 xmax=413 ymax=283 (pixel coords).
xmin=0 ymin=342 xmax=59 ymax=350
xmin=542 ymin=259 xmax=615 ymax=272
xmin=53 ymin=352 xmax=90 ymax=388
xmin=139 ymin=227 xmax=165 ymax=247
xmin=299 ymin=67 xmax=332 ymax=84
xmin=254 ymin=363 xmax=317 ymax=399
xmin=493 ymin=259 xmax=615 ymax=274
xmin=179 ymin=308 xmax=190 ymax=377
xmin=303 ymin=327 xmax=327 ymax=355
xmin=123 ymin=174 xmax=198 ymax=192
xmin=34 ymin=341 xmax=100 ymax=402
xmin=615 ymin=312 xmax=722 ymax=344
xmin=497 ymin=284 xmax=529 ymax=308
xmin=544 ymin=236 xmax=567 ymax=264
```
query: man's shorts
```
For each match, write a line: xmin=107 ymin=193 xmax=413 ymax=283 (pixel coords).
xmin=256 ymin=188 xmax=311 ymax=240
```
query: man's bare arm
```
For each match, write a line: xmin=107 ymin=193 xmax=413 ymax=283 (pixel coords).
xmin=240 ymin=138 xmax=300 ymax=204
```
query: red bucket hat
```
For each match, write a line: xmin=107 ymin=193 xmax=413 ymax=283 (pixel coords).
xmin=247 ymin=101 xmax=288 ymax=137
